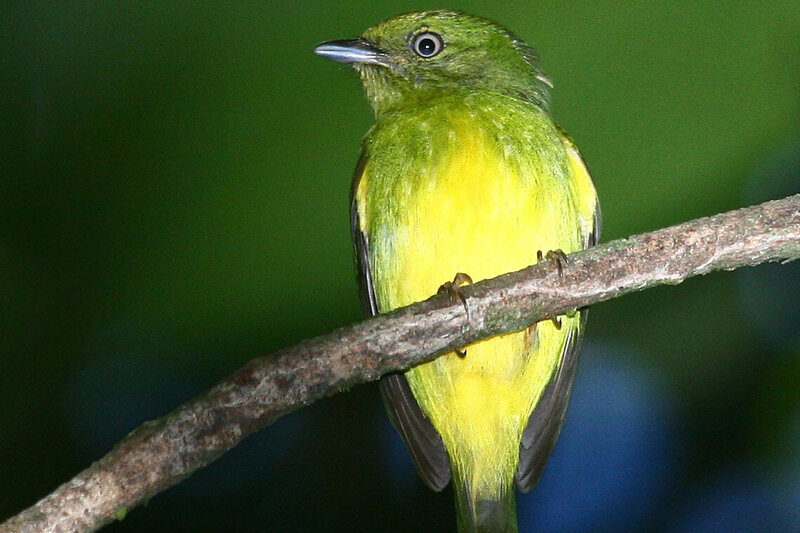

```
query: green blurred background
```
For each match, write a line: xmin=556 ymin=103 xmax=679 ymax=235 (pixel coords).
xmin=2 ymin=2 xmax=798 ymax=532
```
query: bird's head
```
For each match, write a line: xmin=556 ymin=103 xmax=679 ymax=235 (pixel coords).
xmin=315 ymin=10 xmax=552 ymax=116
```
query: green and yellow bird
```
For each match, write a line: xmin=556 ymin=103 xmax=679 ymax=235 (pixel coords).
xmin=315 ymin=10 xmax=599 ymax=532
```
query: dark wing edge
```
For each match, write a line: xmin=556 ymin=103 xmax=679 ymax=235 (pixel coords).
xmin=350 ymin=157 xmax=378 ymax=317
xmin=588 ymin=196 xmax=601 ymax=247
xmin=378 ymin=375 xmax=452 ymax=491
xmin=514 ymin=313 xmax=586 ymax=491
xmin=350 ymin=155 xmax=451 ymax=491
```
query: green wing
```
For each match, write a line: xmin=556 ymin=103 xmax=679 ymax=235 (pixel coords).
xmin=350 ymin=155 xmax=452 ymax=491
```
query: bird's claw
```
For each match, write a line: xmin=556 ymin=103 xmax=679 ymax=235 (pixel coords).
xmin=537 ymin=249 xmax=569 ymax=278
xmin=438 ymin=272 xmax=473 ymax=357
xmin=537 ymin=249 xmax=569 ymax=328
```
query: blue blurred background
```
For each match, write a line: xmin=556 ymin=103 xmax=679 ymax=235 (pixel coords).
xmin=2 ymin=2 xmax=798 ymax=531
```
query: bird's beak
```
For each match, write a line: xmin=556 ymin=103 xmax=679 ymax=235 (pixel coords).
xmin=314 ymin=38 xmax=390 ymax=67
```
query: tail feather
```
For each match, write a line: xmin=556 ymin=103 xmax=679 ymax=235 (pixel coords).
xmin=454 ymin=479 xmax=518 ymax=533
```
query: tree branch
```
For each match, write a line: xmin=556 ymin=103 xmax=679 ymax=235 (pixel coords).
xmin=2 ymin=194 xmax=799 ymax=533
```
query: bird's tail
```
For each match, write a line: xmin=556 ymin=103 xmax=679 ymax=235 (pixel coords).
xmin=454 ymin=476 xmax=518 ymax=533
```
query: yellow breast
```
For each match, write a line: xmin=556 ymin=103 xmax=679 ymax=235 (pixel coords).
xmin=357 ymin=115 xmax=585 ymax=499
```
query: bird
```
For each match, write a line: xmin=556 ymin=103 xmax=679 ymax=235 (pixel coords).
xmin=314 ymin=10 xmax=599 ymax=532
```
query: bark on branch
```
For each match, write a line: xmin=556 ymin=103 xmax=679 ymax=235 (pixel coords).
xmin=2 ymin=194 xmax=799 ymax=533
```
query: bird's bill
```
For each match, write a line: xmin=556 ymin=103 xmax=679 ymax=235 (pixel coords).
xmin=314 ymin=39 xmax=390 ymax=67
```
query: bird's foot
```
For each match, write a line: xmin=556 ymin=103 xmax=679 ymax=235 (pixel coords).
xmin=438 ymin=272 xmax=473 ymax=357
xmin=537 ymin=249 xmax=570 ymax=329
xmin=537 ymin=249 xmax=569 ymax=277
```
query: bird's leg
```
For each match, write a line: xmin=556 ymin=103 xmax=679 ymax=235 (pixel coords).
xmin=537 ymin=249 xmax=570 ymax=329
xmin=438 ymin=272 xmax=473 ymax=357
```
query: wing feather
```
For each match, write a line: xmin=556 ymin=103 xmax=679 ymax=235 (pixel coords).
xmin=515 ymin=314 xmax=586 ymax=491
xmin=350 ymin=155 xmax=452 ymax=491
xmin=515 ymin=137 xmax=600 ymax=491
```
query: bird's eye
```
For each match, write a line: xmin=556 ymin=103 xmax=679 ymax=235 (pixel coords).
xmin=411 ymin=32 xmax=443 ymax=58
